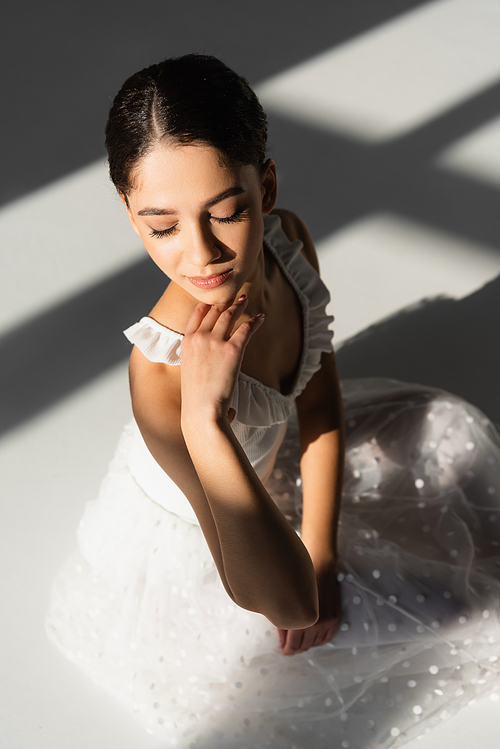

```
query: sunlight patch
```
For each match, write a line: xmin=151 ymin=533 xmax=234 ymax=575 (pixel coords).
xmin=317 ymin=213 xmax=500 ymax=344
xmin=257 ymin=0 xmax=500 ymax=142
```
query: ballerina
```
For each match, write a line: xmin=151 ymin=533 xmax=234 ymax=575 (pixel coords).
xmin=47 ymin=54 xmax=500 ymax=749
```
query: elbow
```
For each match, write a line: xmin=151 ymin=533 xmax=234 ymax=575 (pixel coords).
xmin=273 ymin=607 xmax=319 ymax=631
xmin=235 ymin=596 xmax=319 ymax=631
xmin=232 ymin=577 xmax=319 ymax=631
xmin=264 ymin=595 xmax=319 ymax=630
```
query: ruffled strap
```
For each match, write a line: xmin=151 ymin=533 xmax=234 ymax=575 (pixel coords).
xmin=123 ymin=214 xmax=335 ymax=426
xmin=295 ymin=261 xmax=334 ymax=397
xmin=234 ymin=374 xmax=293 ymax=426
xmin=262 ymin=214 xmax=334 ymax=399
xmin=123 ymin=317 xmax=292 ymax=426
xmin=123 ymin=317 xmax=182 ymax=365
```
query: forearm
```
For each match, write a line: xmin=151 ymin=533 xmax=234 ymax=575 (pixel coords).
xmin=299 ymin=426 xmax=345 ymax=566
xmin=182 ymin=413 xmax=319 ymax=630
xmin=295 ymin=350 xmax=346 ymax=568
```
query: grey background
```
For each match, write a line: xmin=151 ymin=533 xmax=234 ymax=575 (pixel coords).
xmin=1 ymin=2 xmax=499 ymax=747
xmin=1 ymin=0 xmax=498 ymax=435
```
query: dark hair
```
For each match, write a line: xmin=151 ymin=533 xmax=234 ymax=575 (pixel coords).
xmin=105 ymin=54 xmax=268 ymax=198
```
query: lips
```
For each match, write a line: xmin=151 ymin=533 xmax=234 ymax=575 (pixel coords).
xmin=187 ymin=270 xmax=232 ymax=289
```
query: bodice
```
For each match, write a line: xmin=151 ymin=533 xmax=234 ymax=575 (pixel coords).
xmin=123 ymin=213 xmax=334 ymax=523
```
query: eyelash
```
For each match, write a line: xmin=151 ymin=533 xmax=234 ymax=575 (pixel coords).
xmin=149 ymin=210 xmax=245 ymax=239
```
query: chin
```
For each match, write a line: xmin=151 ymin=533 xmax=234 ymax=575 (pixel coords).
xmin=202 ymin=291 xmax=238 ymax=306
xmin=185 ymin=280 xmax=242 ymax=307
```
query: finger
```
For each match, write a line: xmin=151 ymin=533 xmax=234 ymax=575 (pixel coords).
xmin=301 ymin=624 xmax=333 ymax=653
xmin=316 ymin=621 xmax=339 ymax=648
xmin=226 ymin=311 xmax=265 ymax=348
xmin=211 ymin=295 xmax=253 ymax=340
xmin=310 ymin=630 xmax=324 ymax=648
xmin=299 ymin=628 xmax=323 ymax=653
xmin=282 ymin=629 xmax=305 ymax=656
xmin=184 ymin=302 xmax=212 ymax=336
xmin=277 ymin=628 xmax=287 ymax=649
xmin=287 ymin=623 xmax=335 ymax=655
xmin=195 ymin=303 xmax=228 ymax=333
xmin=198 ymin=295 xmax=248 ymax=336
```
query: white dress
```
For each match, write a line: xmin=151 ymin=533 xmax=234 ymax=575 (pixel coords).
xmin=46 ymin=215 xmax=500 ymax=749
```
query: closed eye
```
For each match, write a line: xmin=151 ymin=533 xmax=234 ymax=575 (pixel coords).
xmin=211 ymin=209 xmax=246 ymax=224
xmin=148 ymin=209 xmax=247 ymax=239
xmin=149 ymin=224 xmax=178 ymax=239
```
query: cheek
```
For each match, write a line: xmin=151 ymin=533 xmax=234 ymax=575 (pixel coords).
xmin=154 ymin=248 xmax=187 ymax=282
xmin=143 ymin=241 xmax=174 ymax=272
xmin=244 ymin=222 xmax=264 ymax=255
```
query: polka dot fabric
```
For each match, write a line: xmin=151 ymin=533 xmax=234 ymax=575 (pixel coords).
xmin=46 ymin=378 xmax=500 ymax=749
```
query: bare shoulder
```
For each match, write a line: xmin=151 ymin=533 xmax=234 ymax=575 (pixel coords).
xmin=127 ymin=281 xmax=188 ymax=435
xmin=270 ymin=208 xmax=320 ymax=273
xmin=128 ymin=345 xmax=182 ymax=438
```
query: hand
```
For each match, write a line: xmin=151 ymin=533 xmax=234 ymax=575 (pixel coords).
xmin=277 ymin=561 xmax=341 ymax=656
xmin=180 ymin=296 xmax=265 ymax=427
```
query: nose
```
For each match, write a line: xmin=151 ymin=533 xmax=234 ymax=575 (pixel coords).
xmin=187 ymin=222 xmax=222 ymax=268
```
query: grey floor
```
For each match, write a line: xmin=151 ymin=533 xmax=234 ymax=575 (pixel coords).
xmin=1 ymin=0 xmax=500 ymax=746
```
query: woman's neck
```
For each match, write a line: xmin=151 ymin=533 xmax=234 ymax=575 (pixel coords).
xmin=238 ymin=244 xmax=269 ymax=318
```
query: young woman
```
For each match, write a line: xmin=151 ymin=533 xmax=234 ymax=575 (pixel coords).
xmin=47 ymin=55 xmax=500 ymax=749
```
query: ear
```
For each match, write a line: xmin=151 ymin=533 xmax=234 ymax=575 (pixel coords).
xmin=120 ymin=193 xmax=141 ymax=236
xmin=260 ymin=159 xmax=278 ymax=214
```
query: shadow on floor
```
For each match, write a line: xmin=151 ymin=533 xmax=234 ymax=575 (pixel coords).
xmin=0 ymin=0 xmax=430 ymax=207
xmin=336 ymin=273 xmax=500 ymax=428
xmin=0 ymin=257 xmax=167 ymax=436
xmin=1 ymin=0 xmax=499 ymax=435
xmin=2 ymin=267 xmax=499 ymax=437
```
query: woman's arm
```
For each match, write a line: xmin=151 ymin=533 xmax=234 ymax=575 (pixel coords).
xmin=271 ymin=208 xmax=345 ymax=563
xmin=183 ymin=408 xmax=319 ymax=630
xmin=271 ymin=207 xmax=345 ymax=563
xmin=276 ymin=352 xmax=345 ymax=655
xmin=276 ymin=352 xmax=345 ymax=656
xmin=271 ymin=208 xmax=345 ymax=655
xmin=129 ymin=298 xmax=320 ymax=631
xmin=295 ymin=350 xmax=345 ymax=566
xmin=129 ymin=348 xmax=235 ymax=598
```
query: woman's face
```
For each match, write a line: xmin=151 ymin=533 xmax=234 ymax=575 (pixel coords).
xmin=124 ymin=141 xmax=277 ymax=305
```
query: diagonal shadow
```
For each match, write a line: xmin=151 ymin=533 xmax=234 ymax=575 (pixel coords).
xmin=387 ymin=81 xmax=500 ymax=160
xmin=2 ymin=4 xmax=500 ymax=747
xmin=0 ymin=0 xmax=432 ymax=208
xmin=0 ymin=257 xmax=167 ymax=437
xmin=335 ymin=273 xmax=500 ymax=427
xmin=1 ymin=74 xmax=499 ymax=437
xmin=269 ymin=79 xmax=500 ymax=246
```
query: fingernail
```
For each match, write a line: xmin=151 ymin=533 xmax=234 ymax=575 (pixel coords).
xmin=257 ymin=312 xmax=265 ymax=318
xmin=238 ymin=294 xmax=247 ymax=301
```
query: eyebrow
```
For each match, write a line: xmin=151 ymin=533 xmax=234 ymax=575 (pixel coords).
xmin=137 ymin=186 xmax=246 ymax=216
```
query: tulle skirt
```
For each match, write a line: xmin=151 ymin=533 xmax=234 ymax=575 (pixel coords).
xmin=46 ymin=378 xmax=500 ymax=749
